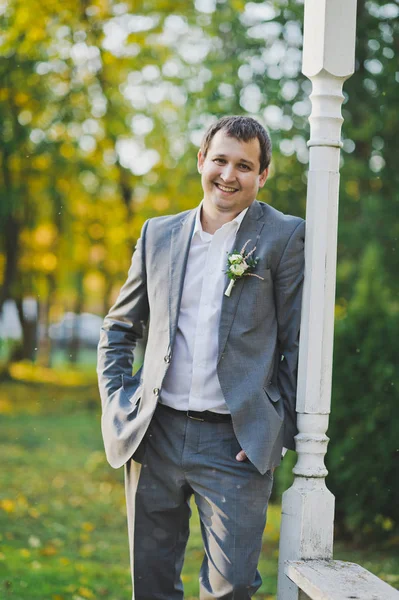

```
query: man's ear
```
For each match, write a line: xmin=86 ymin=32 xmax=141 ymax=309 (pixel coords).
xmin=197 ymin=149 xmax=205 ymax=173
xmin=259 ymin=167 xmax=269 ymax=188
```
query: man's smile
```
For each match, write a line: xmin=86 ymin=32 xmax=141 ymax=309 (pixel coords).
xmin=214 ymin=182 xmax=239 ymax=194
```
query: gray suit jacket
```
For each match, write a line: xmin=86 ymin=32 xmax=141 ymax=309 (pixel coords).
xmin=97 ymin=200 xmax=305 ymax=474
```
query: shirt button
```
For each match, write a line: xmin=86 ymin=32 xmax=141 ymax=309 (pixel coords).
xmin=153 ymin=388 xmax=160 ymax=396
xmin=164 ymin=354 xmax=171 ymax=363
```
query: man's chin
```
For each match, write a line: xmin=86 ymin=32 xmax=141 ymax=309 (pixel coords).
xmin=208 ymin=193 xmax=253 ymax=214
xmin=210 ymin=196 xmax=236 ymax=212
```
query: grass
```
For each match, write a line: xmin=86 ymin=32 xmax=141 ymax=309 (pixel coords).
xmin=1 ymin=379 xmax=398 ymax=599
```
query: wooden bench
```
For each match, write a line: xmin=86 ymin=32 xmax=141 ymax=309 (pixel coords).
xmin=285 ymin=560 xmax=399 ymax=600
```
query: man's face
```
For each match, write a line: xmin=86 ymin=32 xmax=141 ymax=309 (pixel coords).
xmin=197 ymin=129 xmax=268 ymax=216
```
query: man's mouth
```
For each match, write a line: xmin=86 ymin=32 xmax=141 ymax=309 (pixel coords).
xmin=214 ymin=183 xmax=238 ymax=193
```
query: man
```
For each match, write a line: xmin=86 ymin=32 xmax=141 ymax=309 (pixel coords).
xmin=97 ymin=116 xmax=305 ymax=599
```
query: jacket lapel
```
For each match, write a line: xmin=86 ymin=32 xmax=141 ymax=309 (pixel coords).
xmin=169 ymin=209 xmax=196 ymax=345
xmin=218 ymin=201 xmax=264 ymax=362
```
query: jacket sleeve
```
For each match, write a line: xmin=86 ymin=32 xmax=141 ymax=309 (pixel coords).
xmin=97 ymin=220 xmax=150 ymax=411
xmin=275 ymin=219 xmax=305 ymax=450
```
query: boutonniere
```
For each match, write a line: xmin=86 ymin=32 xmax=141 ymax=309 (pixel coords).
xmin=224 ymin=239 xmax=264 ymax=297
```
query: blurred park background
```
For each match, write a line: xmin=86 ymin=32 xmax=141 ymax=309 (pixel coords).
xmin=0 ymin=0 xmax=398 ymax=598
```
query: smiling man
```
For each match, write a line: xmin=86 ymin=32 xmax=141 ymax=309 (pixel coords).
xmin=198 ymin=121 xmax=269 ymax=228
xmin=97 ymin=116 xmax=305 ymax=599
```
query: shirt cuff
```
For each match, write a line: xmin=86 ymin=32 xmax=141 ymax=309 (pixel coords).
xmin=281 ymin=447 xmax=288 ymax=458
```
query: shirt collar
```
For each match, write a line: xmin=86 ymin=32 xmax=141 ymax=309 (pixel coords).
xmin=192 ymin=201 xmax=249 ymax=241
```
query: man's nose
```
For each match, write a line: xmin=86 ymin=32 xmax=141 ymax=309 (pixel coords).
xmin=220 ymin=164 xmax=236 ymax=182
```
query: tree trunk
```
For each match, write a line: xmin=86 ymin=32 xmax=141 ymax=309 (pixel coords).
xmin=37 ymin=274 xmax=56 ymax=368
xmin=0 ymin=213 xmax=20 ymax=316
xmin=14 ymin=298 xmax=38 ymax=361
xmin=68 ymin=271 xmax=84 ymax=364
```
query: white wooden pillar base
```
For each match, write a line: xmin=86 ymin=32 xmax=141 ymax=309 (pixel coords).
xmin=278 ymin=413 xmax=335 ymax=599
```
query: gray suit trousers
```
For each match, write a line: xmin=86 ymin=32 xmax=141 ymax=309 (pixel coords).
xmin=124 ymin=404 xmax=274 ymax=600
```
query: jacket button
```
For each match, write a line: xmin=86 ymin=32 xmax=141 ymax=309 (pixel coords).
xmin=164 ymin=354 xmax=171 ymax=363
xmin=153 ymin=388 xmax=160 ymax=395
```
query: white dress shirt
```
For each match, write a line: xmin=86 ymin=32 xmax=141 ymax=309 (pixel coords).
xmin=161 ymin=204 xmax=248 ymax=413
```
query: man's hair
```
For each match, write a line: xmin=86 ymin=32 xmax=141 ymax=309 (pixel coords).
xmin=200 ymin=116 xmax=272 ymax=173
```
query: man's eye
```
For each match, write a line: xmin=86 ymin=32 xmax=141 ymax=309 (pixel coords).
xmin=239 ymin=164 xmax=250 ymax=170
xmin=214 ymin=158 xmax=225 ymax=164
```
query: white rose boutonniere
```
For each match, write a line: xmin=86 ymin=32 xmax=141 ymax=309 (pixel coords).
xmin=230 ymin=262 xmax=248 ymax=277
xmin=228 ymin=254 xmax=244 ymax=264
xmin=225 ymin=239 xmax=264 ymax=297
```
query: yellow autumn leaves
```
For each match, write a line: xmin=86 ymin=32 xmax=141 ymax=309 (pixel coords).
xmin=8 ymin=361 xmax=96 ymax=387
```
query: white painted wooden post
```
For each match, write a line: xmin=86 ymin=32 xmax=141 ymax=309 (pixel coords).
xmin=277 ymin=1 xmax=357 ymax=599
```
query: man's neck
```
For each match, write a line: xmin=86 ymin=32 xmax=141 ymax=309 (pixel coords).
xmin=200 ymin=205 xmax=242 ymax=235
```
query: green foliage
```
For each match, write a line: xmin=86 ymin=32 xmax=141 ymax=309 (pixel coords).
xmin=327 ymin=245 xmax=399 ymax=540
xmin=324 ymin=0 xmax=398 ymax=541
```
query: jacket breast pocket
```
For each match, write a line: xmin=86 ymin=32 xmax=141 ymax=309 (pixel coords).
xmin=238 ymin=268 xmax=274 ymax=325
xmin=256 ymin=266 xmax=272 ymax=279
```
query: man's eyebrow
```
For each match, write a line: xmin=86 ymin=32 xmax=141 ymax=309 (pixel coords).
xmin=213 ymin=153 xmax=255 ymax=167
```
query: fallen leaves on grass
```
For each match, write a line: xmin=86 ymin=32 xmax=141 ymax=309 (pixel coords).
xmin=0 ymin=499 xmax=15 ymax=513
xmin=264 ymin=504 xmax=281 ymax=544
xmin=0 ymin=395 xmax=13 ymax=415
xmin=52 ymin=475 xmax=66 ymax=489
xmin=0 ymin=495 xmax=32 ymax=517
xmin=78 ymin=587 xmax=94 ymax=599
xmin=84 ymin=451 xmax=105 ymax=473
xmin=10 ymin=361 xmax=96 ymax=387
xmin=40 ymin=544 xmax=58 ymax=556
xmin=68 ymin=496 xmax=84 ymax=507
xmin=79 ymin=544 xmax=96 ymax=557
